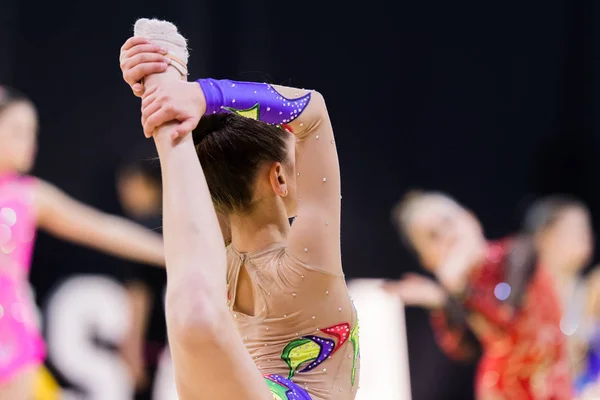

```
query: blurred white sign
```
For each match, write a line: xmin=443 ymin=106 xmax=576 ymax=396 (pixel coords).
xmin=349 ymin=279 xmax=412 ymax=400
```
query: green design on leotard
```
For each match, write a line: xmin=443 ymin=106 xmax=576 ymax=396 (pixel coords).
xmin=350 ymin=322 xmax=360 ymax=386
xmin=223 ymin=103 xmax=261 ymax=120
xmin=280 ymin=338 xmax=320 ymax=379
xmin=264 ymin=377 xmax=288 ymax=400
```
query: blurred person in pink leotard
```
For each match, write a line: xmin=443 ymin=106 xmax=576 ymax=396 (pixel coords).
xmin=0 ymin=85 xmax=166 ymax=400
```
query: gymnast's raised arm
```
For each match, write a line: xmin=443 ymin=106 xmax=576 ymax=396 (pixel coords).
xmin=120 ymin=25 xmax=271 ymax=399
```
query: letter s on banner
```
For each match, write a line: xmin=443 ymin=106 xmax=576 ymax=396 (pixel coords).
xmin=45 ymin=275 xmax=133 ymax=400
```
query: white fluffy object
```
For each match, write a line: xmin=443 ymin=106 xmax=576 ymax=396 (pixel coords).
xmin=133 ymin=18 xmax=189 ymax=76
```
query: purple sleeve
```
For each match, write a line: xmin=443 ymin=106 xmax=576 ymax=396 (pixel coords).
xmin=197 ymin=78 xmax=312 ymax=126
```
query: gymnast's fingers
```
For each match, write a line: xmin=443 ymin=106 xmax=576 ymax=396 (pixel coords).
xmin=175 ymin=119 xmax=198 ymax=136
xmin=120 ymin=36 xmax=151 ymax=53
xmin=121 ymin=52 xmax=169 ymax=71
xmin=141 ymin=94 xmax=161 ymax=119
xmin=123 ymin=62 xmax=168 ymax=88
xmin=132 ymin=83 xmax=144 ymax=97
xmin=122 ymin=44 xmax=168 ymax=63
xmin=143 ymin=105 xmax=175 ymax=136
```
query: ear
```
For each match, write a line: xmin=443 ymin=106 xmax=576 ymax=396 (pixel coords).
xmin=269 ymin=162 xmax=288 ymax=197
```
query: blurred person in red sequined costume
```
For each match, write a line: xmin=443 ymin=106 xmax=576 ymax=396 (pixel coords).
xmin=385 ymin=191 xmax=573 ymax=400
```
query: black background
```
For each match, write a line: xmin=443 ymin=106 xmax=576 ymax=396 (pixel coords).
xmin=2 ymin=0 xmax=598 ymax=398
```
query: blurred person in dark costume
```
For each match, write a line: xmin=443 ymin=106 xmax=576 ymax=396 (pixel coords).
xmin=116 ymin=142 xmax=167 ymax=398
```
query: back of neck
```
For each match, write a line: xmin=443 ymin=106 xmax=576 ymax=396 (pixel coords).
xmin=229 ymin=212 xmax=289 ymax=254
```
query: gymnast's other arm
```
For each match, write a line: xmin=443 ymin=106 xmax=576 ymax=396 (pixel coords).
xmin=34 ymin=179 xmax=165 ymax=266
xmin=122 ymin=36 xmax=272 ymax=399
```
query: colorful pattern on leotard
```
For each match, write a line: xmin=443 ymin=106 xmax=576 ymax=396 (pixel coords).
xmin=350 ymin=323 xmax=360 ymax=386
xmin=280 ymin=322 xmax=358 ymax=382
xmin=197 ymin=78 xmax=311 ymax=127
xmin=264 ymin=374 xmax=312 ymax=400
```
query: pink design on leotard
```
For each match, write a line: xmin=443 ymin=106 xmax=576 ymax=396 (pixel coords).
xmin=0 ymin=173 xmax=44 ymax=383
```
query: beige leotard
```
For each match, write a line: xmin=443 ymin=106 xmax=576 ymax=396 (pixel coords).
xmin=227 ymin=243 xmax=360 ymax=400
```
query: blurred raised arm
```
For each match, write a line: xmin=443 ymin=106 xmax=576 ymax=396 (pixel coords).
xmin=35 ymin=179 xmax=164 ymax=266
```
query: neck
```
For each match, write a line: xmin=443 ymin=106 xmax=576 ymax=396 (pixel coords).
xmin=229 ymin=206 xmax=289 ymax=253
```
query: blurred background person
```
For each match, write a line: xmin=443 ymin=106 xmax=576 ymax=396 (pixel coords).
xmin=116 ymin=142 xmax=167 ymax=399
xmin=0 ymin=86 xmax=165 ymax=399
xmin=385 ymin=190 xmax=572 ymax=399
xmin=523 ymin=196 xmax=600 ymax=397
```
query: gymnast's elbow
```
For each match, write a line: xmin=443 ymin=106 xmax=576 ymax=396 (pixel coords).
xmin=310 ymin=90 xmax=328 ymax=119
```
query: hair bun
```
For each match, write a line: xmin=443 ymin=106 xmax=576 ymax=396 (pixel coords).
xmin=193 ymin=114 xmax=230 ymax=146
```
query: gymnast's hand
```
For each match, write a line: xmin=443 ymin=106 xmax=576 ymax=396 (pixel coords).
xmin=383 ymin=273 xmax=447 ymax=309
xmin=120 ymin=36 xmax=170 ymax=97
xmin=141 ymin=80 xmax=207 ymax=138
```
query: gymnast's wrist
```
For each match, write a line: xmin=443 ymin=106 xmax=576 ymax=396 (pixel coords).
xmin=188 ymin=81 xmax=207 ymax=118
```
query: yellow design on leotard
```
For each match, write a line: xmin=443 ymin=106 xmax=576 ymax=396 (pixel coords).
xmin=281 ymin=338 xmax=320 ymax=378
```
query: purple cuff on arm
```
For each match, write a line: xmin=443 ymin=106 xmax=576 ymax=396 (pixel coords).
xmin=197 ymin=78 xmax=311 ymax=126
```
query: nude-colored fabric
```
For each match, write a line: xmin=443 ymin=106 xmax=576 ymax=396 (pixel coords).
xmin=226 ymin=243 xmax=360 ymax=400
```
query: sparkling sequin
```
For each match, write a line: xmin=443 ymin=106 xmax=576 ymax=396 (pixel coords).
xmin=0 ymin=208 xmax=17 ymax=226
xmin=494 ymin=282 xmax=511 ymax=301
